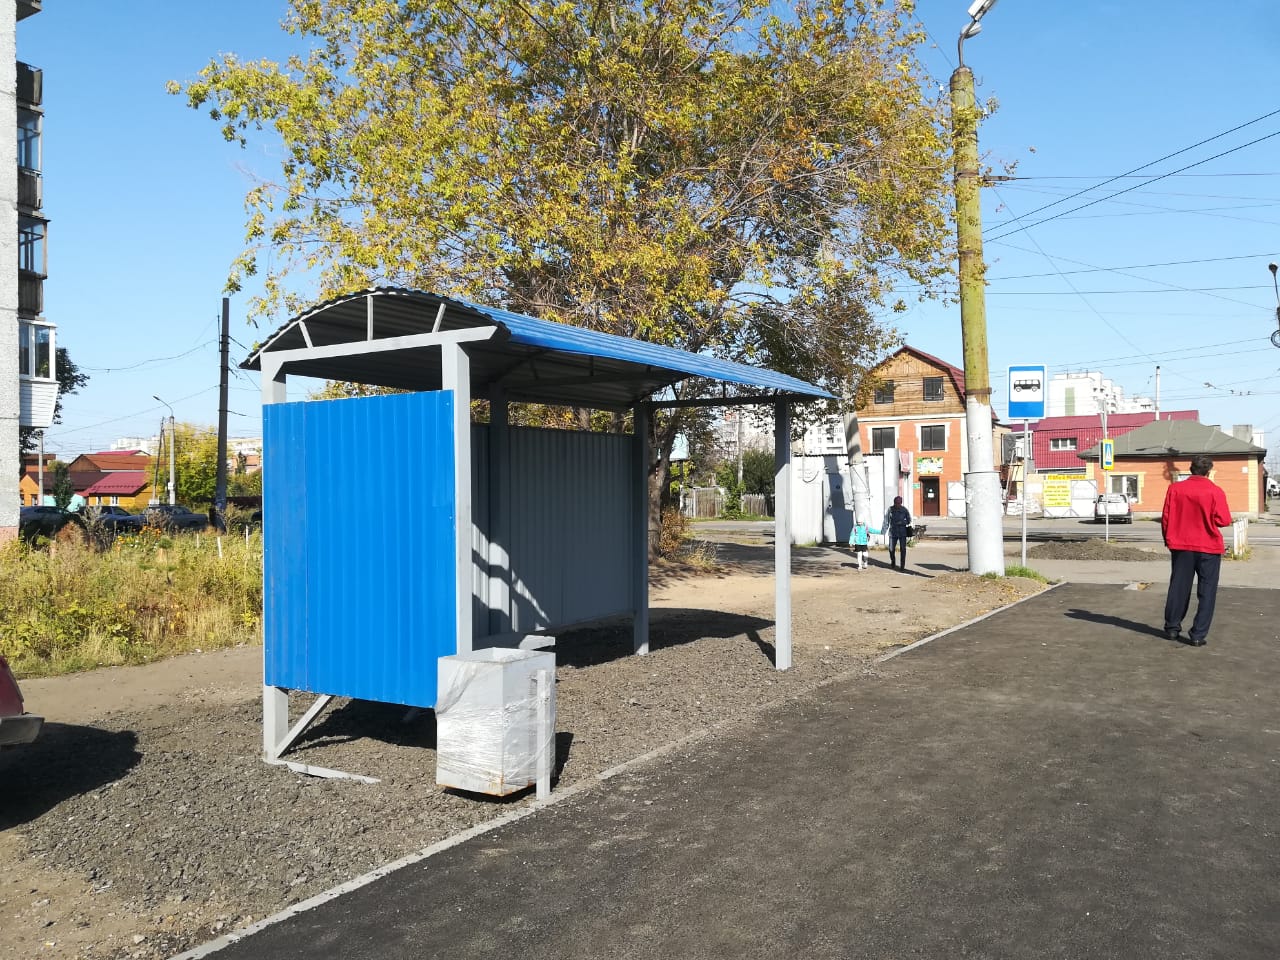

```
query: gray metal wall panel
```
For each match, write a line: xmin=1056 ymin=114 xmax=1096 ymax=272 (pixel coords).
xmin=470 ymin=423 xmax=490 ymax=635
xmin=504 ymin=427 xmax=634 ymax=632
xmin=263 ymin=392 xmax=457 ymax=708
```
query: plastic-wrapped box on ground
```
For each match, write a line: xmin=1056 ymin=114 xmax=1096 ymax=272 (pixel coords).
xmin=435 ymin=648 xmax=555 ymax=796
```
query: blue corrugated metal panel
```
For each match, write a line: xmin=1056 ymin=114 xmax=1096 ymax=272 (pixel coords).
xmin=461 ymin=299 xmax=834 ymax=399
xmin=506 ymin=427 xmax=633 ymax=632
xmin=263 ymin=392 xmax=457 ymax=708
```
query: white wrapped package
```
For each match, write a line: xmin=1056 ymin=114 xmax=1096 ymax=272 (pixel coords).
xmin=435 ymin=648 xmax=556 ymax=796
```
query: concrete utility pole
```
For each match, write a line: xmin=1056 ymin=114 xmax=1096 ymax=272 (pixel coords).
xmin=154 ymin=395 xmax=176 ymax=505
xmin=214 ymin=297 xmax=230 ymax=531
xmin=951 ymin=0 xmax=1004 ymax=576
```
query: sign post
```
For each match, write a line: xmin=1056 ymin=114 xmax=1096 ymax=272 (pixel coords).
xmin=1100 ymin=436 xmax=1114 ymax=542
xmin=1008 ymin=366 xmax=1046 ymax=569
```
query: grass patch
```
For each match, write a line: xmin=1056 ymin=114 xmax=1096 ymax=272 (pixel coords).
xmin=0 ymin=529 xmax=262 ymax=678
xmin=981 ymin=565 xmax=1048 ymax=582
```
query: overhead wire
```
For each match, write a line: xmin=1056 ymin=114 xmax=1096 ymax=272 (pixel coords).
xmin=985 ymin=127 xmax=1280 ymax=243
xmin=983 ymin=106 xmax=1280 ymax=237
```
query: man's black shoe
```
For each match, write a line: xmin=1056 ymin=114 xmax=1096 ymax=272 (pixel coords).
xmin=1164 ymin=628 xmax=1182 ymax=641
xmin=1184 ymin=636 xmax=1207 ymax=647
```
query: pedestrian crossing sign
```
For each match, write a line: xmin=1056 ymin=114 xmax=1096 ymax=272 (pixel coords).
xmin=1101 ymin=438 xmax=1114 ymax=471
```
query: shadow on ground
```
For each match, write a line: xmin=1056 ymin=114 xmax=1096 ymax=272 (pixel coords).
xmin=0 ymin=723 xmax=140 ymax=828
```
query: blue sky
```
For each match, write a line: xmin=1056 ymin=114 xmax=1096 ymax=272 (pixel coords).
xmin=22 ymin=1 xmax=1280 ymax=464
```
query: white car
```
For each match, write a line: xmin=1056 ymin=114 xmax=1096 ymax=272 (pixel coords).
xmin=1094 ymin=493 xmax=1132 ymax=523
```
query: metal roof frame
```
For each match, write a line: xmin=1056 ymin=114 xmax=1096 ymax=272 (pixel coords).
xmin=244 ymin=287 xmax=834 ymax=410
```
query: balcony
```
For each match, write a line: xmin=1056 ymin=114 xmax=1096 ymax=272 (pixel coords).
xmin=19 ymin=274 xmax=43 ymax=316
xmin=19 ymin=378 xmax=57 ymax=430
xmin=18 ymin=168 xmax=41 ymax=210
xmin=17 ymin=1 xmax=43 ymax=23
xmin=17 ymin=62 xmax=42 ymax=107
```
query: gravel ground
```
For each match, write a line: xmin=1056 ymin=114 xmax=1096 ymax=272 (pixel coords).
xmin=1 ymin=542 xmax=1044 ymax=960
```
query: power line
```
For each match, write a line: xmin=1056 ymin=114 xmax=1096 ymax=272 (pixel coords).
xmin=80 ymin=341 xmax=213 ymax=373
xmin=985 ymin=285 xmax=1271 ymax=296
xmin=49 ymin=386 xmax=219 ymax=437
xmin=983 ymin=107 xmax=1280 ymax=236
xmin=988 ymin=252 xmax=1279 ymax=282
xmin=986 ymin=127 xmax=1280 ymax=243
xmin=1004 ymin=172 xmax=1280 ymax=180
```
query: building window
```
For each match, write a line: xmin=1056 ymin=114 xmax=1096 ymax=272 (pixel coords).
xmin=18 ymin=107 xmax=40 ymax=172
xmin=923 ymin=377 xmax=944 ymax=402
xmin=871 ymin=427 xmax=896 ymax=453
xmin=18 ymin=320 xmax=53 ymax=379
xmin=921 ymin=425 xmax=945 ymax=451
xmin=874 ymin=381 xmax=895 ymax=404
xmin=19 ymin=214 xmax=46 ymax=276
xmin=1108 ymin=475 xmax=1139 ymax=500
xmin=1049 ymin=437 xmax=1077 ymax=451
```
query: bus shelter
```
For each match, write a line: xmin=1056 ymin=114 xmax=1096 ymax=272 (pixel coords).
xmin=243 ymin=288 xmax=833 ymax=775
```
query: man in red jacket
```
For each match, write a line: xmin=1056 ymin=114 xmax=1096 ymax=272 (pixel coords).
xmin=1161 ymin=455 xmax=1233 ymax=646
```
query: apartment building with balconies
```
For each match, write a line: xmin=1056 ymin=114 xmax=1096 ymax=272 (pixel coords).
xmin=16 ymin=0 xmax=54 ymax=429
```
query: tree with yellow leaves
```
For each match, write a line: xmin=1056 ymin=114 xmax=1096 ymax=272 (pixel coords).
xmin=174 ymin=0 xmax=955 ymax=527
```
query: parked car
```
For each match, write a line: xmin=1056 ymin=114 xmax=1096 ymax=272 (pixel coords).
xmin=18 ymin=505 xmax=84 ymax=541
xmin=83 ymin=504 xmax=145 ymax=533
xmin=1094 ymin=493 xmax=1132 ymax=523
xmin=0 ymin=655 xmax=42 ymax=748
xmin=142 ymin=504 xmax=209 ymax=533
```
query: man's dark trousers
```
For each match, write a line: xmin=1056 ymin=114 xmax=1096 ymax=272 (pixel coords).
xmin=1164 ymin=549 xmax=1221 ymax=642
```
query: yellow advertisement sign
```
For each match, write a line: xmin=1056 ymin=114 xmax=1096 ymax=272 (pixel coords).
xmin=1042 ymin=474 xmax=1075 ymax=508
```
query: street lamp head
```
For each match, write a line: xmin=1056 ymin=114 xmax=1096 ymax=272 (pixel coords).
xmin=1269 ymin=262 xmax=1278 ymax=276
xmin=957 ymin=0 xmax=998 ymax=67
xmin=967 ymin=0 xmax=998 ymax=20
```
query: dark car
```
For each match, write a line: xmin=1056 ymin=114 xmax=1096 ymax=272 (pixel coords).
xmin=142 ymin=504 xmax=209 ymax=533
xmin=83 ymin=504 xmax=145 ymax=533
xmin=0 ymin=655 xmax=42 ymax=748
xmin=18 ymin=505 xmax=83 ymax=541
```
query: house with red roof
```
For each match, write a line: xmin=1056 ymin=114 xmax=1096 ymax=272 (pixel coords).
xmin=853 ymin=345 xmax=1008 ymax=519
xmin=65 ymin=450 xmax=156 ymax=509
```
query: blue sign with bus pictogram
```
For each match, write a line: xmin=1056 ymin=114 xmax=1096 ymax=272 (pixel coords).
xmin=1008 ymin=364 xmax=1046 ymax=420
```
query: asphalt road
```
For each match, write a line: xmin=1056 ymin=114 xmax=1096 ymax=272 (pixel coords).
xmin=197 ymin=583 xmax=1280 ymax=960
xmin=696 ymin=515 xmax=1280 ymax=545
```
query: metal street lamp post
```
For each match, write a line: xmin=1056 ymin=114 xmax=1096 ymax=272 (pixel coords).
xmin=153 ymin=395 xmax=176 ymax=506
xmin=952 ymin=0 xmax=1004 ymax=575
xmin=1268 ymin=262 xmax=1280 ymax=348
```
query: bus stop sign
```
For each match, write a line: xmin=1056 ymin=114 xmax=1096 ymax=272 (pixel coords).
xmin=1008 ymin=364 xmax=1046 ymax=420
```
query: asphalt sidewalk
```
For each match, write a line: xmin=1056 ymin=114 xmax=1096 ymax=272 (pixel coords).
xmin=196 ymin=580 xmax=1280 ymax=960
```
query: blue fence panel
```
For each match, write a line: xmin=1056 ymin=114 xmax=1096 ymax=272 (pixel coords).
xmin=263 ymin=391 xmax=457 ymax=708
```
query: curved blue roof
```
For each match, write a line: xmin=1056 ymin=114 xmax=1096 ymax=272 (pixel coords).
xmin=244 ymin=287 xmax=834 ymax=408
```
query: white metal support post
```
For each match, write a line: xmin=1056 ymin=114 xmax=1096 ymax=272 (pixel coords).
xmin=259 ymin=364 xmax=290 ymax=762
xmin=774 ymin=401 xmax=792 ymax=671
xmin=488 ymin=385 xmax=511 ymax=637
xmin=632 ymin=402 xmax=650 ymax=655
xmin=442 ymin=341 xmax=474 ymax=655
xmin=1021 ymin=420 xmax=1029 ymax=568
